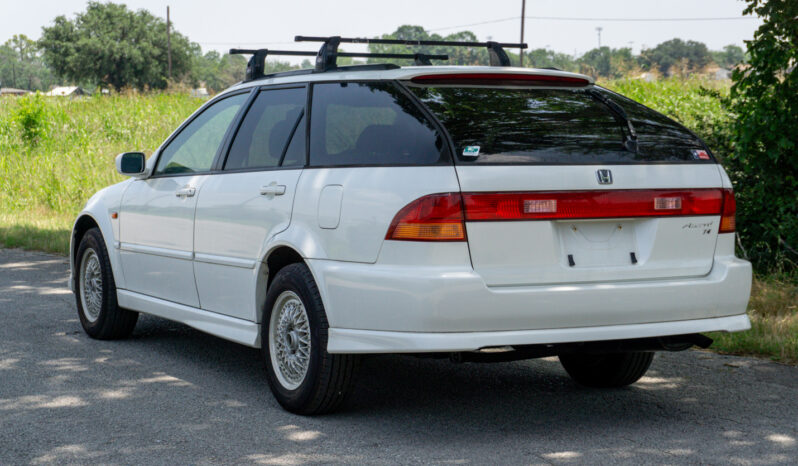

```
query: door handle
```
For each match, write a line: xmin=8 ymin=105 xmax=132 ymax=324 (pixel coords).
xmin=175 ymin=186 xmax=196 ymax=198
xmin=260 ymin=184 xmax=286 ymax=196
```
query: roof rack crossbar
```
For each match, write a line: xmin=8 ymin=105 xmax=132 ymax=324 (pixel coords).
xmin=230 ymin=47 xmax=448 ymax=80
xmin=295 ymin=35 xmax=526 ymax=67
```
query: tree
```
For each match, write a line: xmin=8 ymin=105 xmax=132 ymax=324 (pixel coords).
xmin=577 ymin=47 xmax=637 ymax=79
xmin=711 ymin=44 xmax=747 ymax=69
xmin=525 ymin=48 xmax=577 ymax=71
xmin=726 ymin=0 xmax=798 ymax=273
xmin=367 ymin=25 xmax=490 ymax=66
xmin=39 ymin=2 xmax=194 ymax=90
xmin=639 ymin=38 xmax=711 ymax=74
xmin=0 ymin=35 xmax=56 ymax=90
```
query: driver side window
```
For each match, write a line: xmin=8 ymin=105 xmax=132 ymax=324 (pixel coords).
xmin=155 ymin=93 xmax=249 ymax=175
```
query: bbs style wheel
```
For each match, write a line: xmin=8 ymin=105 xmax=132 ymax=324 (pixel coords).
xmin=74 ymin=228 xmax=138 ymax=339
xmin=262 ymin=263 xmax=359 ymax=415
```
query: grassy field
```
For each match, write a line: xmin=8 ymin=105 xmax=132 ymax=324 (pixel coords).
xmin=0 ymin=81 xmax=795 ymax=363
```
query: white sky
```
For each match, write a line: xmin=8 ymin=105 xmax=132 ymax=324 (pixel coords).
xmin=2 ymin=0 xmax=762 ymax=64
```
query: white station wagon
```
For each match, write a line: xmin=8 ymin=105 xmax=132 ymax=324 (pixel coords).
xmin=70 ymin=37 xmax=752 ymax=414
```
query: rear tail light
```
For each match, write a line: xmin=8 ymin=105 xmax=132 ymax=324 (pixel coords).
xmin=462 ymin=189 xmax=724 ymax=221
xmin=385 ymin=193 xmax=466 ymax=241
xmin=719 ymin=188 xmax=736 ymax=233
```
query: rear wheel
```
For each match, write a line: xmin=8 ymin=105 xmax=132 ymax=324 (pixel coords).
xmin=74 ymin=228 xmax=138 ymax=339
xmin=559 ymin=351 xmax=654 ymax=388
xmin=262 ymin=263 xmax=359 ymax=414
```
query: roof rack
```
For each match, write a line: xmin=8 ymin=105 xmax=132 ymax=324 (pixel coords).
xmin=295 ymin=35 xmax=528 ymax=71
xmin=230 ymin=48 xmax=448 ymax=81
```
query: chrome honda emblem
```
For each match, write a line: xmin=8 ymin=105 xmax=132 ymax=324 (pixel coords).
xmin=596 ymin=169 xmax=613 ymax=185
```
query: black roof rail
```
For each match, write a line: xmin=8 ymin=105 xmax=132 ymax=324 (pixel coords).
xmin=230 ymin=47 xmax=447 ymax=80
xmin=295 ymin=35 xmax=527 ymax=69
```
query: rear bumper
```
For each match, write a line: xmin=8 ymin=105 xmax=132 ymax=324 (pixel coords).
xmin=327 ymin=314 xmax=750 ymax=353
xmin=310 ymin=254 xmax=752 ymax=353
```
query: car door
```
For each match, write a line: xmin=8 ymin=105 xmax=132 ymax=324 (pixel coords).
xmin=119 ymin=91 xmax=250 ymax=307
xmin=192 ymin=85 xmax=306 ymax=321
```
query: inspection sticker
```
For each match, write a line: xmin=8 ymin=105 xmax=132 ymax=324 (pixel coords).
xmin=462 ymin=146 xmax=481 ymax=157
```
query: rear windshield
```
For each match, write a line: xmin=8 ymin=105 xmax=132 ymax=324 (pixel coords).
xmin=406 ymin=85 xmax=711 ymax=164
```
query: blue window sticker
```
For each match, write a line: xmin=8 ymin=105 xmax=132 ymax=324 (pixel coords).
xmin=462 ymin=146 xmax=480 ymax=157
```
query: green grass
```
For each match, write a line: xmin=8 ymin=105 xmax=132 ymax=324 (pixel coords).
xmin=1 ymin=83 xmax=795 ymax=364
xmin=709 ymin=278 xmax=798 ymax=364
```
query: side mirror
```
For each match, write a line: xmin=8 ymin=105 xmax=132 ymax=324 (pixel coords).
xmin=116 ymin=152 xmax=147 ymax=178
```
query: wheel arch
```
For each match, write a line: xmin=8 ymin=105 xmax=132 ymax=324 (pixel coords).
xmin=255 ymin=243 xmax=309 ymax=325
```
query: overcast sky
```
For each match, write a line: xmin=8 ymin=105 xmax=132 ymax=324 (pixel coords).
xmin=2 ymin=0 xmax=762 ymax=64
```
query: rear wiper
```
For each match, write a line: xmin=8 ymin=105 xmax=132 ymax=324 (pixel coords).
xmin=586 ymin=89 xmax=638 ymax=153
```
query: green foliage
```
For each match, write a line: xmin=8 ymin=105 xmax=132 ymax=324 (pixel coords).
xmin=726 ymin=0 xmax=798 ymax=274
xmin=711 ymin=44 xmax=747 ymax=69
xmin=12 ymin=93 xmax=50 ymax=144
xmin=578 ymin=47 xmax=637 ymax=79
xmin=367 ymin=25 xmax=490 ymax=66
xmin=39 ymin=2 xmax=194 ymax=90
xmin=0 ymin=93 xmax=201 ymax=214
xmin=190 ymin=50 xmax=249 ymax=92
xmin=0 ymin=34 xmax=57 ymax=91
xmin=525 ymin=48 xmax=578 ymax=72
xmin=640 ymin=38 xmax=712 ymax=74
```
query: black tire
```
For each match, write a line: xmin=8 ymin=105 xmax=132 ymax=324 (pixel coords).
xmin=74 ymin=228 xmax=138 ymax=339
xmin=559 ymin=351 xmax=654 ymax=388
xmin=261 ymin=263 xmax=359 ymax=415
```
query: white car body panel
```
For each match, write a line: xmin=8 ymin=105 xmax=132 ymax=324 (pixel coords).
xmin=290 ymin=166 xmax=460 ymax=263
xmin=70 ymin=65 xmax=752 ymax=355
xmin=119 ymin=175 xmax=209 ymax=307
xmin=193 ymin=169 xmax=302 ymax=320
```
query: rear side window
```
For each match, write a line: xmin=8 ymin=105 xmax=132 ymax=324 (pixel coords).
xmin=224 ymin=87 xmax=306 ymax=170
xmin=309 ymin=82 xmax=447 ymax=166
xmin=407 ymin=85 xmax=709 ymax=164
xmin=156 ymin=93 xmax=248 ymax=175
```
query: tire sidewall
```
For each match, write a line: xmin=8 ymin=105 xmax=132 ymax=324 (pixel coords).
xmin=261 ymin=264 xmax=328 ymax=411
xmin=74 ymin=228 xmax=116 ymax=337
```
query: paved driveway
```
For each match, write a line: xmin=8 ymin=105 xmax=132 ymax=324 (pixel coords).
xmin=0 ymin=248 xmax=796 ymax=465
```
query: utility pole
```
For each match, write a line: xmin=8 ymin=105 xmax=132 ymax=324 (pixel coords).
xmin=596 ymin=27 xmax=603 ymax=48
xmin=519 ymin=0 xmax=526 ymax=67
xmin=167 ymin=6 xmax=172 ymax=80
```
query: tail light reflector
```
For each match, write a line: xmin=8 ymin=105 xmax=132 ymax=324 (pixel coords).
xmin=386 ymin=193 xmax=466 ymax=241
xmin=719 ymin=188 xmax=736 ymax=233
xmin=462 ymin=189 xmax=724 ymax=221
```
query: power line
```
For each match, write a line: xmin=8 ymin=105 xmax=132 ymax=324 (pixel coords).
xmin=428 ymin=15 xmax=758 ymax=32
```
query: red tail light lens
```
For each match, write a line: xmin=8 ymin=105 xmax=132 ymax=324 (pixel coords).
xmin=462 ymin=189 xmax=725 ymax=221
xmin=719 ymin=188 xmax=736 ymax=233
xmin=386 ymin=193 xmax=466 ymax=241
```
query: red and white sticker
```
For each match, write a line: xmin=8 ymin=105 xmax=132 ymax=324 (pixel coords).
xmin=692 ymin=149 xmax=711 ymax=160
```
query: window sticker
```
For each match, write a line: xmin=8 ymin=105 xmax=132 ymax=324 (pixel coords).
xmin=692 ymin=149 xmax=710 ymax=160
xmin=462 ymin=145 xmax=480 ymax=157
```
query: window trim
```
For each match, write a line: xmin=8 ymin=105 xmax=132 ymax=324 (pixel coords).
xmin=215 ymin=83 xmax=309 ymax=173
xmin=148 ymin=88 xmax=256 ymax=179
xmin=305 ymin=80 xmax=453 ymax=169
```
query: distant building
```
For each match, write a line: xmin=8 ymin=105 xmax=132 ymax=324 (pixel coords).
xmin=46 ymin=86 xmax=88 ymax=97
xmin=0 ymin=87 xmax=30 ymax=96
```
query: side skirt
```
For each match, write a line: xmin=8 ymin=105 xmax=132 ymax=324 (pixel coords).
xmin=117 ymin=289 xmax=260 ymax=348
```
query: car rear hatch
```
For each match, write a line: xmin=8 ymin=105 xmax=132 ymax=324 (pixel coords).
xmin=405 ymin=71 xmax=730 ymax=286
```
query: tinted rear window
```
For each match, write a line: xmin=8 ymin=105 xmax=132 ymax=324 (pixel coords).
xmin=309 ymin=82 xmax=447 ymax=167
xmin=407 ymin=85 xmax=709 ymax=164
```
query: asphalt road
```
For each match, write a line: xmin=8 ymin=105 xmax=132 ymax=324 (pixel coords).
xmin=1 ymin=248 xmax=796 ymax=465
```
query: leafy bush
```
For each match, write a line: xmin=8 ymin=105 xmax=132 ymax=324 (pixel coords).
xmin=13 ymin=93 xmax=49 ymax=144
xmin=726 ymin=0 xmax=798 ymax=275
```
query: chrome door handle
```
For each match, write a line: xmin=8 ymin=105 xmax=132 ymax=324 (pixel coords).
xmin=260 ymin=184 xmax=286 ymax=196
xmin=175 ymin=186 xmax=196 ymax=198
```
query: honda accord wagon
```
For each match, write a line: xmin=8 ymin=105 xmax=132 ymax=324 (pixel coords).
xmin=70 ymin=37 xmax=752 ymax=414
